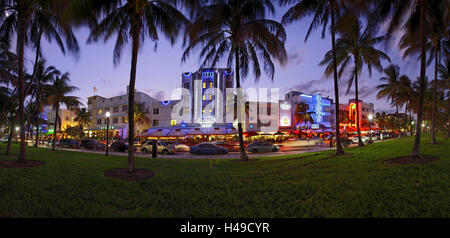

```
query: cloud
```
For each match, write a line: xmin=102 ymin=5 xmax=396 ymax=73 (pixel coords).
xmin=142 ymin=89 xmax=167 ymax=101
xmin=278 ymin=47 xmax=308 ymax=69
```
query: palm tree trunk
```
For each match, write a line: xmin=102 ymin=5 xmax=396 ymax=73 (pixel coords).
xmin=447 ymin=97 xmax=450 ymax=139
xmin=235 ymin=50 xmax=249 ymax=161
xmin=396 ymin=102 xmax=400 ymax=135
xmin=33 ymin=30 xmax=42 ymax=147
xmin=411 ymin=0 xmax=426 ymax=159
xmin=431 ymin=39 xmax=439 ymax=144
xmin=17 ymin=17 xmax=27 ymax=163
xmin=330 ymin=1 xmax=344 ymax=155
xmin=354 ymin=57 xmax=364 ymax=147
xmin=52 ymin=106 xmax=59 ymax=151
xmin=5 ymin=115 xmax=16 ymax=156
xmin=404 ymin=105 xmax=408 ymax=134
xmin=127 ymin=18 xmax=141 ymax=173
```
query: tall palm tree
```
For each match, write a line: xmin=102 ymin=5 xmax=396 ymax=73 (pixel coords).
xmin=280 ymin=0 xmax=362 ymax=155
xmin=377 ymin=64 xmax=404 ymax=134
xmin=79 ymin=0 xmax=189 ymax=173
xmin=43 ymin=72 xmax=81 ymax=151
xmin=320 ymin=15 xmax=390 ymax=147
xmin=293 ymin=102 xmax=314 ymax=136
xmin=369 ymin=0 xmax=449 ymax=159
xmin=0 ymin=0 xmax=78 ymax=163
xmin=183 ymin=0 xmax=288 ymax=161
xmin=31 ymin=60 xmax=58 ymax=147
xmin=438 ymin=56 xmax=450 ymax=138
xmin=398 ymin=6 xmax=448 ymax=144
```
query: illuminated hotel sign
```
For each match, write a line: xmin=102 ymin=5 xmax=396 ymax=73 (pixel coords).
xmin=280 ymin=116 xmax=290 ymax=127
xmin=315 ymin=95 xmax=322 ymax=123
xmin=340 ymin=103 xmax=358 ymax=128
xmin=280 ymin=101 xmax=291 ymax=110
xmin=198 ymin=118 xmax=215 ymax=127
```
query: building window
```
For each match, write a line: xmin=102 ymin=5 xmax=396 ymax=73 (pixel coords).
xmin=171 ymin=120 xmax=177 ymax=126
xmin=122 ymin=105 xmax=127 ymax=112
xmin=122 ymin=117 xmax=127 ymax=123
xmin=209 ymin=95 xmax=213 ymax=100
xmin=153 ymin=120 xmax=159 ymax=126
xmin=113 ymin=118 xmax=118 ymax=124
xmin=210 ymin=82 xmax=213 ymax=88
xmin=97 ymin=119 xmax=102 ymax=125
xmin=97 ymin=109 xmax=102 ymax=115
xmin=203 ymin=95 xmax=206 ymax=101
xmin=113 ymin=107 xmax=119 ymax=113
xmin=153 ymin=108 xmax=159 ymax=115
xmin=88 ymin=99 xmax=92 ymax=105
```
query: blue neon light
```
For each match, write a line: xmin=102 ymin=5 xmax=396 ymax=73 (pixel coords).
xmin=161 ymin=100 xmax=171 ymax=106
xmin=223 ymin=70 xmax=233 ymax=76
xmin=301 ymin=94 xmax=313 ymax=98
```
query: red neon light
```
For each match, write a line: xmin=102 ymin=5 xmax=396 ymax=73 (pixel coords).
xmin=339 ymin=103 xmax=358 ymax=128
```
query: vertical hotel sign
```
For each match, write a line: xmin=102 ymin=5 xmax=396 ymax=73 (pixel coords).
xmin=279 ymin=100 xmax=291 ymax=127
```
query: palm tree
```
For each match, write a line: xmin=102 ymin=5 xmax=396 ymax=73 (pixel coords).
xmin=438 ymin=56 xmax=450 ymax=138
xmin=398 ymin=7 xmax=448 ymax=144
xmin=293 ymin=102 xmax=314 ymax=136
xmin=31 ymin=60 xmax=58 ymax=147
xmin=43 ymin=72 xmax=81 ymax=151
xmin=369 ymin=0 xmax=449 ymax=159
xmin=377 ymin=65 xmax=404 ymax=136
xmin=74 ymin=108 xmax=91 ymax=130
xmin=79 ymin=0 xmax=189 ymax=173
xmin=280 ymin=0 xmax=359 ymax=155
xmin=183 ymin=0 xmax=287 ymax=161
xmin=320 ymin=14 xmax=390 ymax=147
xmin=0 ymin=0 xmax=78 ymax=163
xmin=134 ymin=102 xmax=150 ymax=136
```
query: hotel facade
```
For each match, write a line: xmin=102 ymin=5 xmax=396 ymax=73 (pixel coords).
xmin=84 ymin=68 xmax=377 ymax=140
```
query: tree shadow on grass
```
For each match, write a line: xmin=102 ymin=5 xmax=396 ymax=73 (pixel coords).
xmin=0 ymin=160 xmax=45 ymax=168
xmin=384 ymin=155 xmax=439 ymax=165
xmin=104 ymin=168 xmax=155 ymax=182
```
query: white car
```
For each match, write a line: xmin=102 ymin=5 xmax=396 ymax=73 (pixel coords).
xmin=352 ymin=136 xmax=369 ymax=144
xmin=171 ymin=143 xmax=190 ymax=152
xmin=284 ymin=137 xmax=324 ymax=147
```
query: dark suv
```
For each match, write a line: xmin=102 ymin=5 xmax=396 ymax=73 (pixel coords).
xmin=80 ymin=139 xmax=105 ymax=151
xmin=59 ymin=139 xmax=80 ymax=149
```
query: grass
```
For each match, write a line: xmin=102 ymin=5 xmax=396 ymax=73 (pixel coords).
xmin=0 ymin=134 xmax=449 ymax=218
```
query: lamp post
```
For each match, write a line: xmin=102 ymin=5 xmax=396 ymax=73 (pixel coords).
xmin=368 ymin=114 xmax=373 ymax=144
xmin=105 ymin=111 xmax=110 ymax=156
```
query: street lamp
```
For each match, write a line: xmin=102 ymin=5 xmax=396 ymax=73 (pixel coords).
xmin=368 ymin=114 xmax=373 ymax=144
xmin=105 ymin=111 xmax=110 ymax=156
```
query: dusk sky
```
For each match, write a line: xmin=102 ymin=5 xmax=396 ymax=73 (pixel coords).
xmin=26 ymin=6 xmax=423 ymax=113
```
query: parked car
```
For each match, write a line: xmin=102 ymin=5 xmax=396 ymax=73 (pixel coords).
xmin=109 ymin=141 xmax=136 ymax=152
xmin=190 ymin=142 xmax=229 ymax=155
xmin=166 ymin=142 xmax=190 ymax=152
xmin=140 ymin=140 xmax=174 ymax=155
xmin=351 ymin=136 xmax=369 ymax=144
xmin=284 ymin=137 xmax=324 ymax=147
xmin=212 ymin=140 xmax=240 ymax=151
xmin=247 ymin=141 xmax=280 ymax=153
xmin=80 ymin=139 xmax=105 ymax=151
xmin=59 ymin=139 xmax=80 ymax=149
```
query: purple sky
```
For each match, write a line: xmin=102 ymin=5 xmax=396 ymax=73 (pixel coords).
xmin=25 ymin=7 xmax=423 ymax=113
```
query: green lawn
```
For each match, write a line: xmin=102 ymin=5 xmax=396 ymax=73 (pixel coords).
xmin=0 ymin=134 xmax=449 ymax=218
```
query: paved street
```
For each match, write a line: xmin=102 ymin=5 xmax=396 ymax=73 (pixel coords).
xmin=55 ymin=144 xmax=334 ymax=159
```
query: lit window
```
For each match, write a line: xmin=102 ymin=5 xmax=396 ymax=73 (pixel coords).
xmin=202 ymin=109 xmax=205 ymax=113
xmin=203 ymin=82 xmax=206 ymax=89
xmin=203 ymin=95 xmax=206 ymax=101
xmin=98 ymin=109 xmax=102 ymax=115
xmin=210 ymin=82 xmax=213 ymax=88
xmin=171 ymin=120 xmax=177 ymax=126
xmin=209 ymin=95 xmax=212 ymax=100
xmin=209 ymin=109 xmax=212 ymax=113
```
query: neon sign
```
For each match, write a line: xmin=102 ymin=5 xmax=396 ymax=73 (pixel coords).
xmin=315 ymin=95 xmax=322 ymax=123
xmin=280 ymin=116 xmax=290 ymax=127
